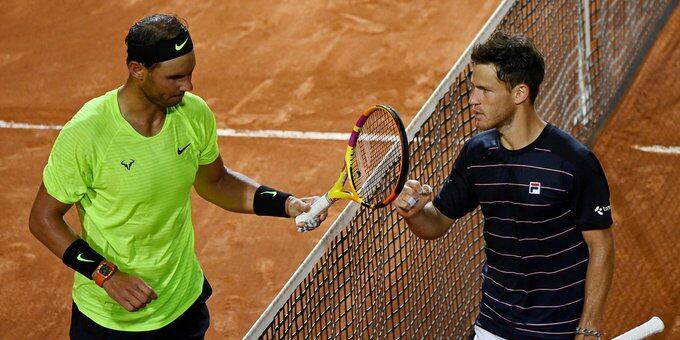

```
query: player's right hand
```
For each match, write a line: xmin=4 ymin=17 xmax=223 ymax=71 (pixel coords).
xmin=102 ymin=271 xmax=158 ymax=312
xmin=393 ymin=180 xmax=433 ymax=218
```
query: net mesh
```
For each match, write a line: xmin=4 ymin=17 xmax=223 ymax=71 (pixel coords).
xmin=248 ymin=0 xmax=676 ymax=338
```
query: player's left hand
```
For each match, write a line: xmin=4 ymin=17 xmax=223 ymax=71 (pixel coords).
xmin=286 ymin=196 xmax=328 ymax=231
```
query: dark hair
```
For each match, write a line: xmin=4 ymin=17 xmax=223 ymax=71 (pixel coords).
xmin=125 ymin=14 xmax=188 ymax=68
xmin=471 ymin=31 xmax=545 ymax=103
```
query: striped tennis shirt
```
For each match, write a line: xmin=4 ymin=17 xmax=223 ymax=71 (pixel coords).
xmin=433 ymin=123 xmax=613 ymax=339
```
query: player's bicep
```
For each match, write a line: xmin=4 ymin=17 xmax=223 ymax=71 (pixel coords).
xmin=581 ymin=228 xmax=614 ymax=253
xmin=43 ymin=126 xmax=92 ymax=204
xmin=194 ymin=154 xmax=225 ymax=189
xmin=572 ymin=151 xmax=613 ymax=230
xmin=431 ymin=143 xmax=478 ymax=220
xmin=30 ymin=182 xmax=72 ymax=222
xmin=29 ymin=182 xmax=81 ymax=258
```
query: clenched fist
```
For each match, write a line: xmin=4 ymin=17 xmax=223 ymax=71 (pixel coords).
xmin=102 ymin=271 xmax=158 ymax=312
xmin=393 ymin=180 xmax=434 ymax=218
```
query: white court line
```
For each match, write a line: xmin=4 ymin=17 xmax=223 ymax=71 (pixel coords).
xmin=0 ymin=120 xmax=64 ymax=130
xmin=0 ymin=119 xmax=349 ymax=141
xmin=632 ymin=144 xmax=680 ymax=155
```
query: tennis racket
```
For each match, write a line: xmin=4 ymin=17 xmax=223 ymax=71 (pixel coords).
xmin=296 ymin=104 xmax=409 ymax=232
xmin=612 ymin=316 xmax=665 ymax=339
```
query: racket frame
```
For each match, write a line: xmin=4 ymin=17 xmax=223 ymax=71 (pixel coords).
xmin=345 ymin=104 xmax=409 ymax=208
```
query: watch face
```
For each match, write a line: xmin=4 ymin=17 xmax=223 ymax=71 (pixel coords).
xmin=99 ymin=265 xmax=113 ymax=276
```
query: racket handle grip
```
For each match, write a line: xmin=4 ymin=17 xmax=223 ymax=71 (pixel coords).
xmin=295 ymin=194 xmax=333 ymax=232
xmin=613 ymin=316 xmax=665 ymax=339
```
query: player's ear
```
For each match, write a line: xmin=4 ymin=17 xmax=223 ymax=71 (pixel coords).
xmin=513 ymin=83 xmax=530 ymax=105
xmin=128 ymin=61 xmax=146 ymax=81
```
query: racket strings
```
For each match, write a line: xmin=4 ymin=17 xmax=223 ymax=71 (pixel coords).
xmin=352 ymin=108 xmax=405 ymax=204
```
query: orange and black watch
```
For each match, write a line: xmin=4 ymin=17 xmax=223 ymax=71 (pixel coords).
xmin=92 ymin=260 xmax=117 ymax=287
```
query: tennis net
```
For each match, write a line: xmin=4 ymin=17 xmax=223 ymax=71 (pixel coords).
xmin=246 ymin=0 xmax=676 ymax=338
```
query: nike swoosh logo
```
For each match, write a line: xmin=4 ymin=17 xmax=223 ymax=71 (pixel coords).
xmin=77 ymin=253 xmax=94 ymax=263
xmin=177 ymin=143 xmax=191 ymax=155
xmin=175 ymin=37 xmax=189 ymax=51
xmin=261 ymin=191 xmax=277 ymax=197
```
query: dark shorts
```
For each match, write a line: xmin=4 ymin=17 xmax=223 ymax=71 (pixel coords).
xmin=70 ymin=277 xmax=213 ymax=340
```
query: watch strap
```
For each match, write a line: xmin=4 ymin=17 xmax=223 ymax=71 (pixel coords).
xmin=93 ymin=260 xmax=117 ymax=287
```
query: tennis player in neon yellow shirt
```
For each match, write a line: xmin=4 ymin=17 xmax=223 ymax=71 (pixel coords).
xmin=29 ymin=14 xmax=325 ymax=339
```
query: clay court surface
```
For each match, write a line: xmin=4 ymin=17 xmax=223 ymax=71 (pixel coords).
xmin=0 ymin=1 xmax=676 ymax=339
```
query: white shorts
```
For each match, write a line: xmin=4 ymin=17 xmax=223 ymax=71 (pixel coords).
xmin=474 ymin=325 xmax=507 ymax=340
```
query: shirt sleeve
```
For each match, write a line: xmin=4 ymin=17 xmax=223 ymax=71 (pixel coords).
xmin=432 ymin=142 xmax=479 ymax=219
xmin=42 ymin=126 xmax=93 ymax=204
xmin=571 ymin=151 xmax=613 ymax=230
xmin=197 ymin=104 xmax=219 ymax=165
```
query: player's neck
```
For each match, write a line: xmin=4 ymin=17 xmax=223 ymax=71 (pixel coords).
xmin=118 ymin=80 xmax=166 ymax=119
xmin=117 ymin=81 xmax=167 ymax=137
xmin=497 ymin=105 xmax=546 ymax=151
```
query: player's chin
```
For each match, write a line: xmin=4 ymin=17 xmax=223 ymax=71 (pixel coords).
xmin=167 ymin=94 xmax=185 ymax=106
xmin=474 ymin=115 xmax=492 ymax=131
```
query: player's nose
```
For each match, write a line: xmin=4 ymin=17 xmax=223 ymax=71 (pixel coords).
xmin=469 ymin=87 xmax=481 ymax=105
xmin=179 ymin=78 xmax=193 ymax=92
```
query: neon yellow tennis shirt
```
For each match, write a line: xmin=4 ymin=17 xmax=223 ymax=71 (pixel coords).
xmin=43 ymin=89 xmax=219 ymax=331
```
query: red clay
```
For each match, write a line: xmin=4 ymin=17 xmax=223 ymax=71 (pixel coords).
xmin=1 ymin=2 xmax=676 ymax=339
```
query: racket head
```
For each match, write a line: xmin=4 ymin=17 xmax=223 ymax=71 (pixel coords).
xmin=345 ymin=104 xmax=409 ymax=208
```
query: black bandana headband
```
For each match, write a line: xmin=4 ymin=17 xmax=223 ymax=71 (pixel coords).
xmin=127 ymin=29 xmax=193 ymax=65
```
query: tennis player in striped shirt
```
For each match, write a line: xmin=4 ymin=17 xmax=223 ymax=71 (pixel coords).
xmin=394 ymin=31 xmax=614 ymax=339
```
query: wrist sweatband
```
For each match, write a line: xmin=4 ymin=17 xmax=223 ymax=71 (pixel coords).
xmin=254 ymin=185 xmax=292 ymax=217
xmin=62 ymin=239 xmax=106 ymax=279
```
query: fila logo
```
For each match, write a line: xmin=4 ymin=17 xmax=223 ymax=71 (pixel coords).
xmin=594 ymin=205 xmax=611 ymax=215
xmin=529 ymin=181 xmax=541 ymax=194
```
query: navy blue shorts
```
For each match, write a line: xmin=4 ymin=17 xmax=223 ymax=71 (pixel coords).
xmin=69 ymin=277 xmax=212 ymax=340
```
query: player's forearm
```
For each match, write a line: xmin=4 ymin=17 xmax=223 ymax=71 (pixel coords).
xmin=29 ymin=211 xmax=79 ymax=259
xmin=578 ymin=231 xmax=615 ymax=331
xmin=197 ymin=166 xmax=259 ymax=213
xmin=405 ymin=203 xmax=452 ymax=240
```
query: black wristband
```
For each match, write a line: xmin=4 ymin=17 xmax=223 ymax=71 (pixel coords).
xmin=253 ymin=185 xmax=292 ymax=217
xmin=62 ymin=239 xmax=106 ymax=279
